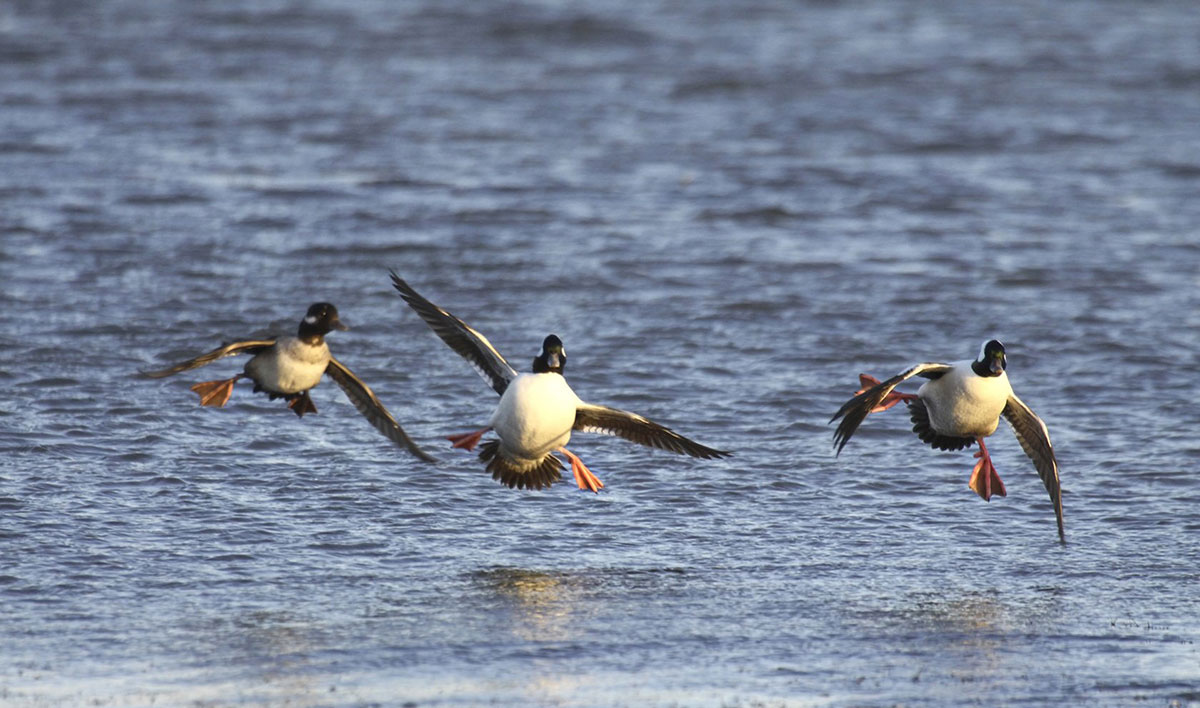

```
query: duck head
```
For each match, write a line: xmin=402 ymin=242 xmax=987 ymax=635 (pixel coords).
xmin=971 ymin=339 xmax=1007 ymax=377
xmin=298 ymin=302 xmax=349 ymax=341
xmin=532 ymin=334 xmax=566 ymax=374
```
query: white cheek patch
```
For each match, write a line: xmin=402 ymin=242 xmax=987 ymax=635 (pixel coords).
xmin=304 ymin=315 xmax=319 ymax=324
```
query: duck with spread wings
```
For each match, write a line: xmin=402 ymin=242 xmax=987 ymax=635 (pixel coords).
xmin=390 ymin=273 xmax=729 ymax=491
xmin=143 ymin=302 xmax=434 ymax=462
xmin=830 ymin=339 xmax=1064 ymax=542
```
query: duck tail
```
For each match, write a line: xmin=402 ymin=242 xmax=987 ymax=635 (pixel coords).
xmin=908 ymin=398 xmax=975 ymax=452
xmin=478 ymin=441 xmax=563 ymax=490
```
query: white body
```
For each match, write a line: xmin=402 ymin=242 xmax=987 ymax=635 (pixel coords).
xmin=245 ymin=336 xmax=330 ymax=394
xmin=490 ymin=372 xmax=581 ymax=460
xmin=917 ymin=360 xmax=1012 ymax=437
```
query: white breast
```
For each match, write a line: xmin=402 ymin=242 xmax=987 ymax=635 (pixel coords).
xmin=490 ymin=372 xmax=581 ymax=458
xmin=245 ymin=337 xmax=330 ymax=395
xmin=917 ymin=361 xmax=1011 ymax=438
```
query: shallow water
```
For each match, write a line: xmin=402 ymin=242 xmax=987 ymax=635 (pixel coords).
xmin=2 ymin=1 xmax=1200 ymax=706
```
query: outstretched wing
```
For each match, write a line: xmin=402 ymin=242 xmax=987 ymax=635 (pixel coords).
xmin=390 ymin=272 xmax=517 ymax=396
xmin=1002 ymin=392 xmax=1065 ymax=543
xmin=141 ymin=340 xmax=276 ymax=378
xmin=830 ymin=362 xmax=954 ymax=455
xmin=325 ymin=356 xmax=437 ymax=463
xmin=574 ymin=403 xmax=731 ymax=459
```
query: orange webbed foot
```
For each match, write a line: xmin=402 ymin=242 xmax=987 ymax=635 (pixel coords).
xmin=855 ymin=373 xmax=917 ymax=413
xmin=447 ymin=427 xmax=491 ymax=452
xmin=968 ymin=438 xmax=1007 ymax=501
xmin=559 ymin=447 xmax=604 ymax=493
xmin=190 ymin=377 xmax=239 ymax=407
xmin=855 ymin=374 xmax=882 ymax=394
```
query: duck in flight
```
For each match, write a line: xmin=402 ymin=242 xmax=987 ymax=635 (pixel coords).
xmin=830 ymin=339 xmax=1064 ymax=542
xmin=143 ymin=302 xmax=435 ymax=462
xmin=390 ymin=273 xmax=730 ymax=492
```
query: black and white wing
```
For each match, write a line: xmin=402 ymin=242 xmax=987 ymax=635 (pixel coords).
xmin=830 ymin=362 xmax=954 ymax=455
xmin=325 ymin=356 xmax=437 ymax=463
xmin=1002 ymin=392 xmax=1065 ymax=543
xmin=574 ymin=403 xmax=731 ymax=459
xmin=390 ymin=272 xmax=517 ymax=396
xmin=141 ymin=340 xmax=276 ymax=378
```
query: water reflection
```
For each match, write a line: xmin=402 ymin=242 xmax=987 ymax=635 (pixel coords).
xmin=474 ymin=567 xmax=592 ymax=643
xmin=885 ymin=588 xmax=1065 ymax=687
xmin=470 ymin=567 xmax=607 ymax=705
xmin=903 ymin=587 xmax=1063 ymax=633
xmin=907 ymin=591 xmax=1007 ymax=632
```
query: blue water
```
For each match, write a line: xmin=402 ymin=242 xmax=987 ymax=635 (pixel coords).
xmin=2 ymin=1 xmax=1199 ymax=705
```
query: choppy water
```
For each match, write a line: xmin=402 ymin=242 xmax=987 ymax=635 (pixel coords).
xmin=2 ymin=1 xmax=1200 ymax=706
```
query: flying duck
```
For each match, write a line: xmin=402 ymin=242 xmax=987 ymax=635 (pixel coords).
xmin=143 ymin=302 xmax=435 ymax=462
xmin=390 ymin=273 xmax=730 ymax=491
xmin=830 ymin=339 xmax=1064 ymax=542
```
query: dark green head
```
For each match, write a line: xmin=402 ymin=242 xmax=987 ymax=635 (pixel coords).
xmin=972 ymin=339 xmax=1007 ymax=377
xmin=532 ymin=334 xmax=565 ymax=374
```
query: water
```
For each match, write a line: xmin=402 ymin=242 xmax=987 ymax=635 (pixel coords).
xmin=2 ymin=1 xmax=1199 ymax=705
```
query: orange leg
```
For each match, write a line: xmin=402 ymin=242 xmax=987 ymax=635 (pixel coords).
xmin=968 ymin=437 xmax=1007 ymax=501
xmin=190 ymin=376 xmax=240 ymax=407
xmin=558 ymin=447 xmax=604 ymax=493
xmin=447 ymin=427 xmax=491 ymax=452
xmin=856 ymin=374 xmax=917 ymax=413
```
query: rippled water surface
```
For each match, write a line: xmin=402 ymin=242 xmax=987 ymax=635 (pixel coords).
xmin=3 ymin=1 xmax=1200 ymax=706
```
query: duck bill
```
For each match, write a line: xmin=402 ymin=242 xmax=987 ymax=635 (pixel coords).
xmin=332 ymin=317 xmax=349 ymax=331
xmin=546 ymin=352 xmax=562 ymax=370
xmin=989 ymin=355 xmax=1005 ymax=375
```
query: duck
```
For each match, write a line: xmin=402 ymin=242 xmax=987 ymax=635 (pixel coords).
xmin=143 ymin=302 xmax=435 ymax=462
xmin=830 ymin=339 xmax=1064 ymax=542
xmin=390 ymin=273 xmax=730 ymax=491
